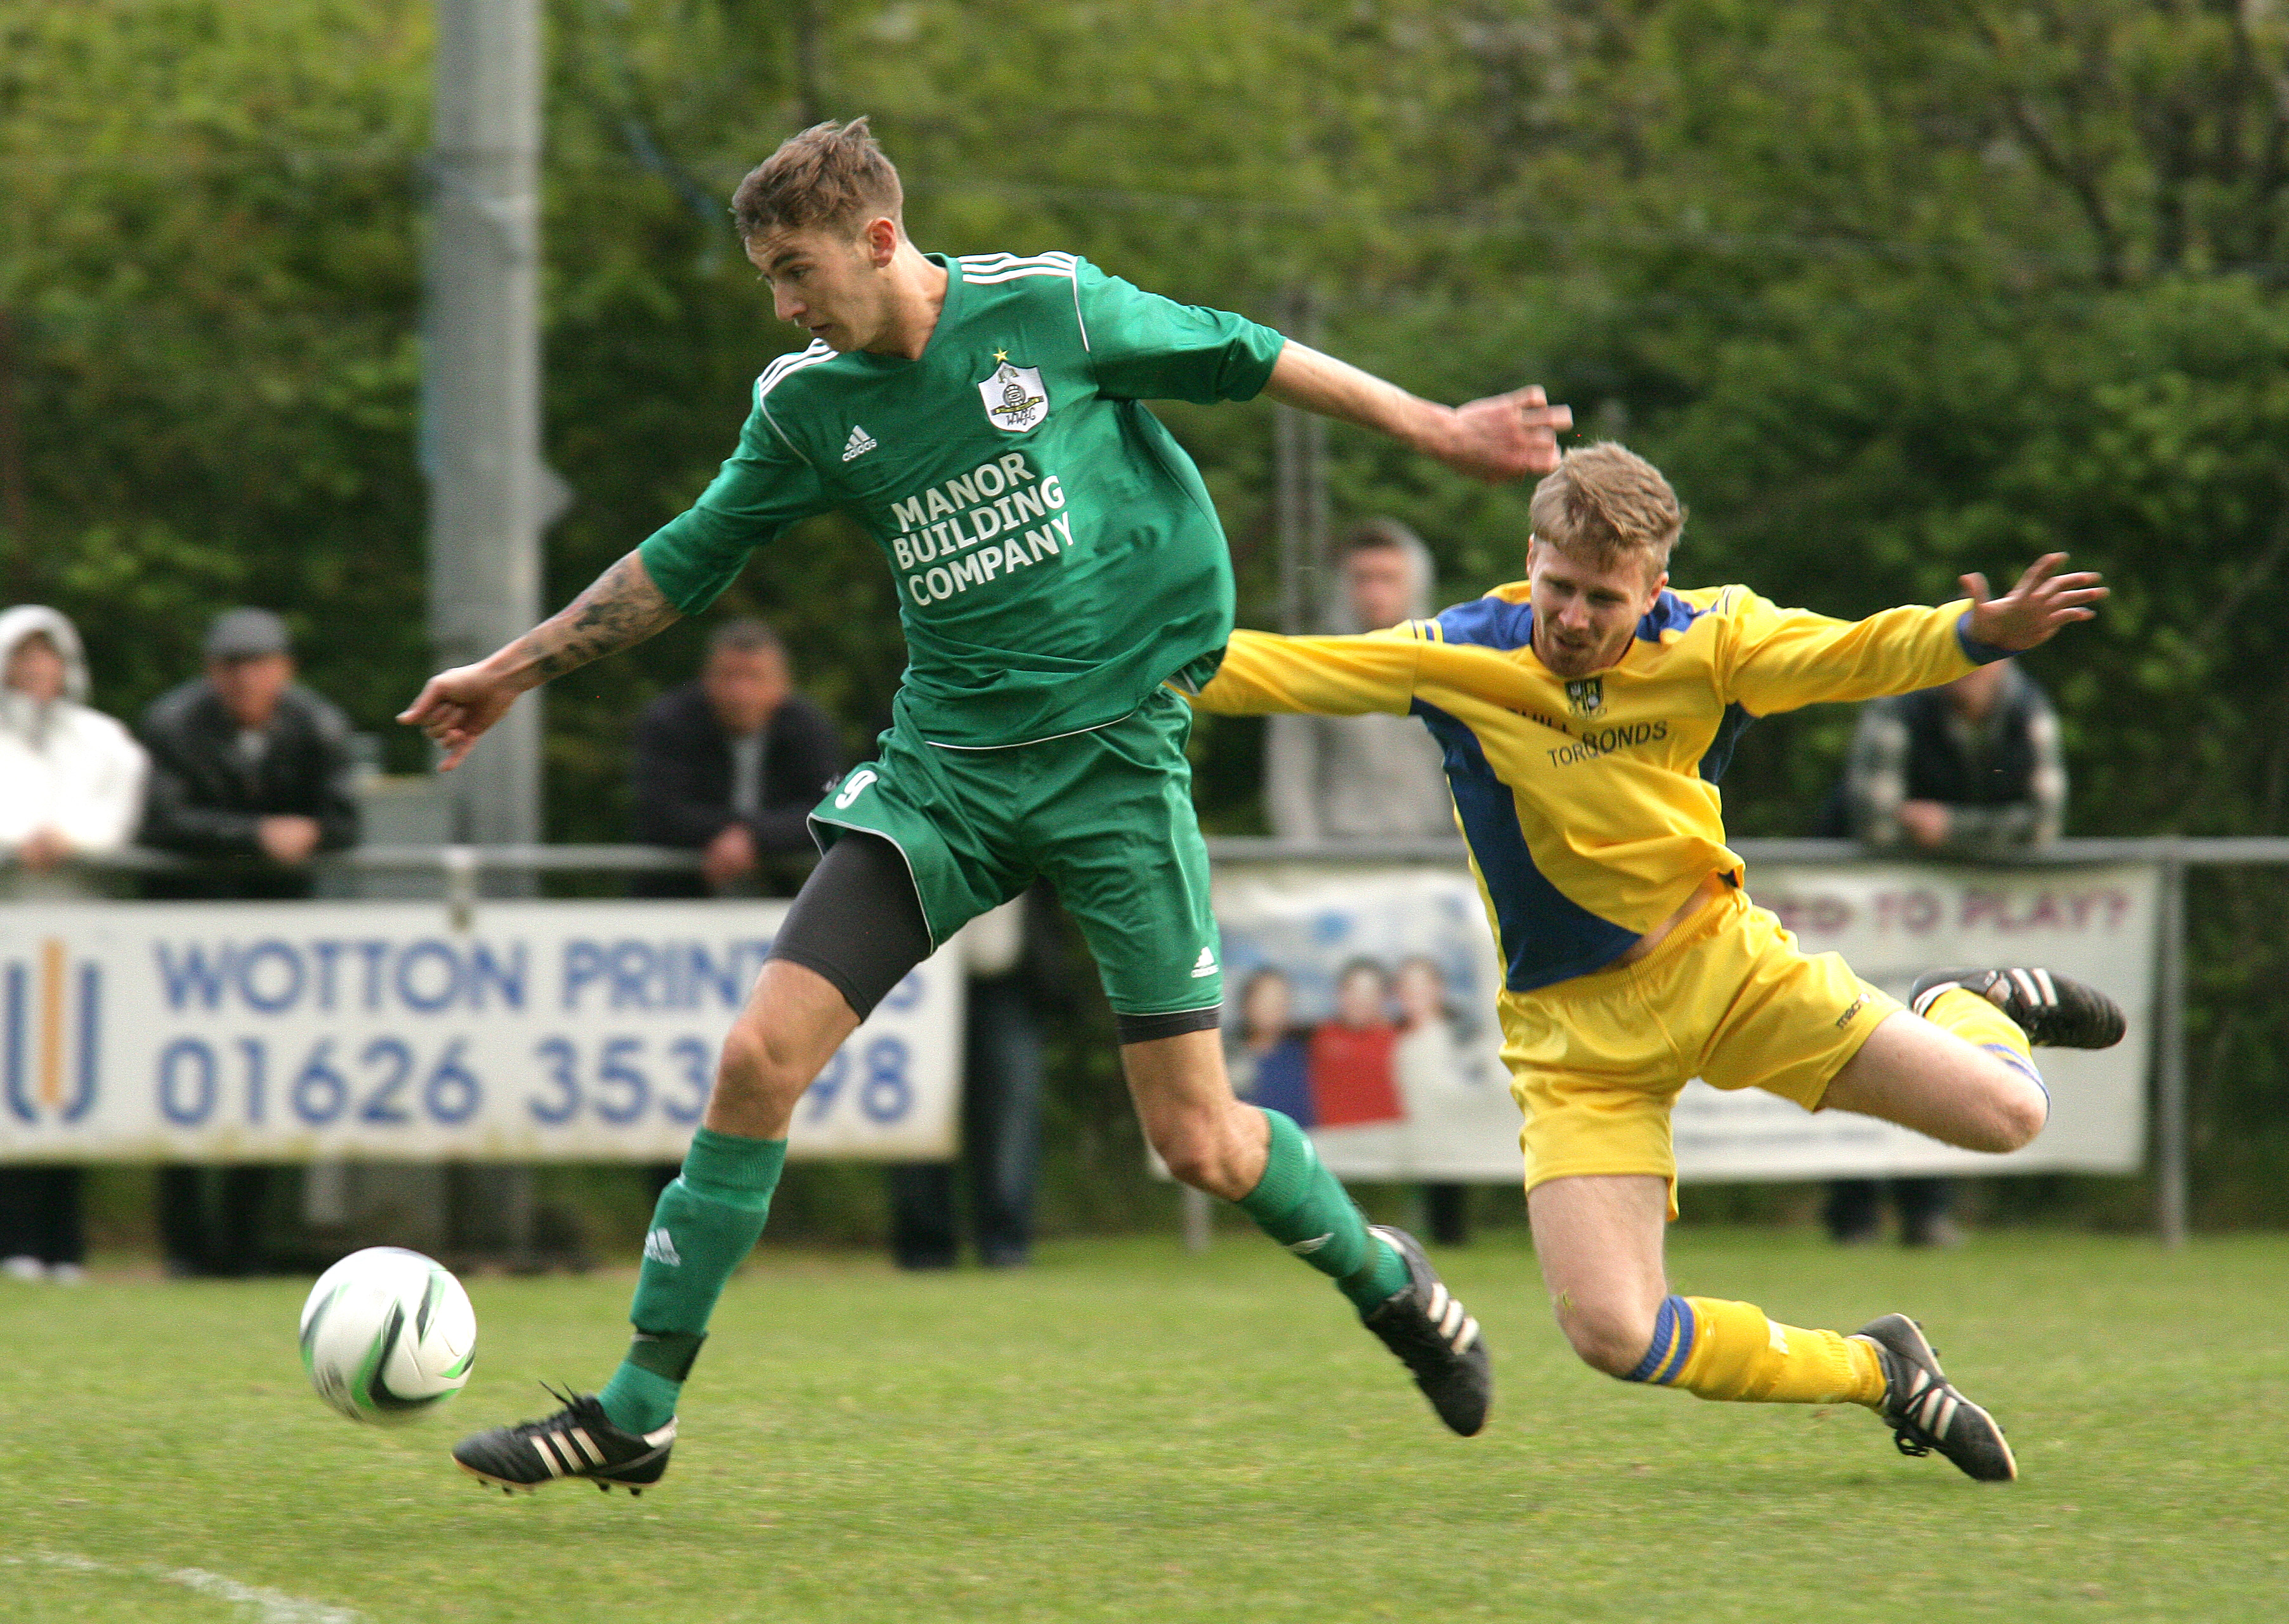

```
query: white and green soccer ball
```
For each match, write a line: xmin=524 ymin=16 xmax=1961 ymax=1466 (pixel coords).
xmin=298 ymin=1247 xmax=476 ymax=1425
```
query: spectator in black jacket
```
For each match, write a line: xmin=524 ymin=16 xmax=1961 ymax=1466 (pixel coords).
xmin=139 ymin=608 xmax=361 ymax=1276
xmin=140 ymin=608 xmax=360 ymax=902
xmin=631 ymin=620 xmax=844 ymax=899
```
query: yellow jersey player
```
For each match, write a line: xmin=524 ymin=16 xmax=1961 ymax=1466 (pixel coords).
xmin=1188 ymin=442 xmax=2121 ymax=1481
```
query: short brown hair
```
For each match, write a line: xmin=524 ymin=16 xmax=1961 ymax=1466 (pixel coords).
xmin=731 ymin=118 xmax=903 ymax=239
xmin=705 ymin=618 xmax=784 ymax=660
xmin=1528 ymin=442 xmax=1684 ymax=573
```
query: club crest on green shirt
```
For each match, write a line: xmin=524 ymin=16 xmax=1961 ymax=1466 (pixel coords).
xmin=980 ymin=360 xmax=1048 ymax=432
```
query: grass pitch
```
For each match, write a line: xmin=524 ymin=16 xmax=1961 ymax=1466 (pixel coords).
xmin=1 ymin=1229 xmax=2282 ymax=1622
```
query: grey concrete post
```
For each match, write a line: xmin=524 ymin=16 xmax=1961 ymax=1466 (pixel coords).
xmin=2154 ymin=851 xmax=2189 ymax=1247
xmin=424 ymin=0 xmax=547 ymax=852
xmin=423 ymin=0 xmax=551 ymax=1262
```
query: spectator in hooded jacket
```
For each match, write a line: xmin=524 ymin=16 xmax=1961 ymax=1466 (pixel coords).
xmin=0 ymin=605 xmax=148 ymax=1284
xmin=0 ymin=605 xmax=147 ymax=898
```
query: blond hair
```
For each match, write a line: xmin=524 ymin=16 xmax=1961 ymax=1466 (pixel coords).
xmin=1528 ymin=442 xmax=1684 ymax=575
xmin=731 ymin=117 xmax=903 ymax=239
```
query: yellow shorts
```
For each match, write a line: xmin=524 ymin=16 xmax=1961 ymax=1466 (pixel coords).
xmin=1502 ymin=884 xmax=1899 ymax=1219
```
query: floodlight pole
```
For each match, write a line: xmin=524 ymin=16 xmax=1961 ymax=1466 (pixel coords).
xmin=424 ymin=0 xmax=549 ymax=853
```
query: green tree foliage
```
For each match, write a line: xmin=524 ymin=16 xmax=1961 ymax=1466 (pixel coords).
xmin=7 ymin=1 xmax=2288 ymax=1222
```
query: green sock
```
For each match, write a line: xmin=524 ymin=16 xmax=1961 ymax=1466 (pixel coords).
xmin=1235 ymin=1108 xmax=1409 ymax=1316
xmin=595 ymin=1128 xmax=787 ymax=1434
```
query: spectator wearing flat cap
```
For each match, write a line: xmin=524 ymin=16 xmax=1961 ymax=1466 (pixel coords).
xmin=139 ymin=609 xmax=362 ymax=1276
xmin=138 ymin=608 xmax=360 ymax=903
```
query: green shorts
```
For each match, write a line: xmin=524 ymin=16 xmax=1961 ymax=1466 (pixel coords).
xmin=808 ymin=688 xmax=1223 ymax=1018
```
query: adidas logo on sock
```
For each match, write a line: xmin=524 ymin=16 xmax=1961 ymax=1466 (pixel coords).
xmin=841 ymin=424 xmax=878 ymax=462
xmin=1190 ymin=946 xmax=1218 ymax=978
xmin=642 ymin=1228 xmax=682 ymax=1266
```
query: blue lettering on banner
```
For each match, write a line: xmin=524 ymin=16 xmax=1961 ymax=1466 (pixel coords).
xmin=108 ymin=923 xmax=934 ymax=1144
xmin=150 ymin=938 xmax=531 ymax=1016
xmin=151 ymin=1034 xmax=491 ymax=1130
xmin=559 ymin=940 xmax=773 ymax=1012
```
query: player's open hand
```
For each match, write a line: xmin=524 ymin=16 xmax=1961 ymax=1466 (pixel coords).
xmin=1439 ymin=385 xmax=1573 ymax=484
xmin=397 ymin=664 xmax=521 ymax=771
xmin=1962 ymin=553 xmax=2108 ymax=652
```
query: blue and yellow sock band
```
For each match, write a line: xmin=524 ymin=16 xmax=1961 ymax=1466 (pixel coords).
xmin=1622 ymin=1294 xmax=1698 ymax=1385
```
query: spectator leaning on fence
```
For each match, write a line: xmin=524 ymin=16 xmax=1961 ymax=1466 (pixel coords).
xmin=138 ymin=608 xmax=361 ymax=902
xmin=631 ymin=619 xmax=844 ymax=899
xmin=1842 ymin=658 xmax=2064 ymax=860
xmin=0 ymin=605 xmax=148 ymax=900
xmin=0 ymin=605 xmax=148 ymax=1285
xmin=1820 ymin=657 xmax=2067 ymax=1248
xmin=139 ymin=607 xmax=362 ymax=1278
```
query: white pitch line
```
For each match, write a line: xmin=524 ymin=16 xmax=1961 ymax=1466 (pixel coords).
xmin=10 ymin=1549 xmax=366 ymax=1623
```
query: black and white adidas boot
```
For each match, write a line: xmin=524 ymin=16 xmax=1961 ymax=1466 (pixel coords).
xmin=1853 ymin=1314 xmax=2017 ymax=1483
xmin=452 ymin=1388 xmax=674 ymax=1495
xmin=1910 ymin=967 xmax=2125 ymax=1050
xmin=1361 ymin=1225 xmax=1492 ymax=1437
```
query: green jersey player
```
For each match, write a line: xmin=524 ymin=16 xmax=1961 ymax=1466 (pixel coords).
xmin=402 ymin=119 xmax=1570 ymax=1494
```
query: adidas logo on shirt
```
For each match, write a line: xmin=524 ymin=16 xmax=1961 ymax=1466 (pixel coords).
xmin=1191 ymin=946 xmax=1218 ymax=978
xmin=642 ymin=1228 xmax=682 ymax=1267
xmin=841 ymin=424 xmax=878 ymax=462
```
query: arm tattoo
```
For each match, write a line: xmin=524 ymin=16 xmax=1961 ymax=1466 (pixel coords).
xmin=507 ymin=551 xmax=679 ymax=685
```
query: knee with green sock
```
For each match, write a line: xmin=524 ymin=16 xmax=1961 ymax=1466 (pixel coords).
xmin=1233 ymin=1108 xmax=1410 ymax=1314
xmin=1622 ymin=1294 xmax=1885 ymax=1408
xmin=596 ymin=1129 xmax=787 ymax=1433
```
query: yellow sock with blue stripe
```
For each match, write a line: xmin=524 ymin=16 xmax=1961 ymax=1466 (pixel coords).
xmin=1625 ymin=1295 xmax=1886 ymax=1408
xmin=1919 ymin=986 xmax=2047 ymax=1116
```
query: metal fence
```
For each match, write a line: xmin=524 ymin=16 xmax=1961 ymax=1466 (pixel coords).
xmin=25 ymin=833 xmax=2287 ymax=1247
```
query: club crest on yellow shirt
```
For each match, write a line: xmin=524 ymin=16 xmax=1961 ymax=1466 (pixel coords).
xmin=1565 ymin=676 xmax=1606 ymax=717
xmin=979 ymin=360 xmax=1048 ymax=432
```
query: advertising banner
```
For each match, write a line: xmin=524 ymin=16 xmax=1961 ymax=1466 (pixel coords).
xmin=1211 ymin=862 xmax=2155 ymax=1183
xmin=0 ymin=901 xmax=960 ymax=1163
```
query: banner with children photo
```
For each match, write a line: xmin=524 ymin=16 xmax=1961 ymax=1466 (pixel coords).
xmin=1209 ymin=860 xmax=2155 ymax=1186
xmin=1212 ymin=867 xmax=1526 ymax=1181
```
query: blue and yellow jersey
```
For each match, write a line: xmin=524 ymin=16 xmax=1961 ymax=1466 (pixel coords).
xmin=1192 ymin=581 xmax=2003 ymax=992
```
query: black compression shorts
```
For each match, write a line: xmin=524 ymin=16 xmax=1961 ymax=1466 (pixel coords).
xmin=767 ymin=832 xmax=935 ymax=1021
xmin=766 ymin=831 xmax=1219 ymax=1043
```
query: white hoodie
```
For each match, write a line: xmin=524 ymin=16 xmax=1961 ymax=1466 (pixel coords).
xmin=0 ymin=605 xmax=149 ymax=871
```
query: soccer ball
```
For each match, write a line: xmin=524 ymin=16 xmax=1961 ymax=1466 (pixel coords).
xmin=298 ymin=1247 xmax=476 ymax=1425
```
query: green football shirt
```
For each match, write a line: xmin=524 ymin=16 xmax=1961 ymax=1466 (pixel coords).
xmin=638 ymin=252 xmax=1286 ymax=749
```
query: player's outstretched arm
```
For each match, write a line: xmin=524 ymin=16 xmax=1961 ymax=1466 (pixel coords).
xmin=397 ymin=549 xmax=681 ymax=770
xmin=1961 ymin=553 xmax=2108 ymax=652
xmin=1262 ymin=342 xmax=1571 ymax=483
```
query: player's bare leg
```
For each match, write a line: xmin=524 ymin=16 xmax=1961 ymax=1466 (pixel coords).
xmin=1821 ymin=1011 xmax=2048 ymax=1153
xmin=1120 ymin=1028 xmax=1269 ymax=1199
xmin=1525 ymin=1174 xmax=1670 ymax=1376
xmin=1528 ymin=1167 xmax=2014 ymax=1479
xmin=704 ymin=960 xmax=862 ymax=1138
xmin=454 ymin=960 xmax=857 ymax=1493
xmin=1123 ymin=1029 xmax=1492 ymax=1434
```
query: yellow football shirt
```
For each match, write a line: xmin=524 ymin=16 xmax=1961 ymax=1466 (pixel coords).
xmin=1191 ymin=581 xmax=1998 ymax=991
